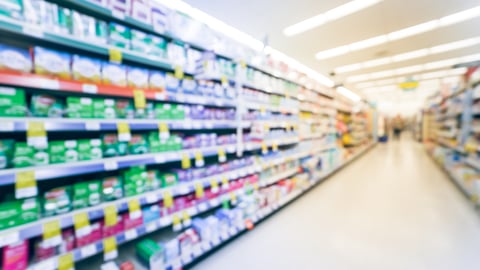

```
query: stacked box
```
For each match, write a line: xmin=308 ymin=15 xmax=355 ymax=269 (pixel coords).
xmin=67 ymin=97 xmax=93 ymax=118
xmin=0 ymin=198 xmax=40 ymax=230
xmin=13 ymin=142 xmax=48 ymax=168
xmin=48 ymin=140 xmax=78 ymax=164
xmin=0 ymin=139 xmax=15 ymax=169
xmin=33 ymin=47 xmax=71 ymax=79
xmin=123 ymin=166 xmax=147 ymax=197
xmin=77 ymin=139 xmax=103 ymax=161
xmin=30 ymin=94 xmax=64 ymax=118
xmin=42 ymin=186 xmax=72 ymax=216
xmin=0 ymin=45 xmax=31 ymax=73
xmin=0 ymin=87 xmax=26 ymax=117
xmin=102 ymin=176 xmax=123 ymax=201
xmin=73 ymin=180 xmax=102 ymax=209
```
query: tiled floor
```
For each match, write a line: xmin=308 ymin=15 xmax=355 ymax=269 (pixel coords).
xmin=193 ymin=138 xmax=480 ymax=270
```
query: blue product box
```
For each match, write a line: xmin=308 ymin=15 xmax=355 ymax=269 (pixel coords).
xmin=143 ymin=205 xmax=160 ymax=224
xmin=0 ymin=44 xmax=32 ymax=73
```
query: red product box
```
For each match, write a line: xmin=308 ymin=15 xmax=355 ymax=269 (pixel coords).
xmin=76 ymin=221 xmax=103 ymax=247
xmin=120 ymin=261 xmax=135 ymax=270
xmin=3 ymin=240 xmax=28 ymax=270
xmin=102 ymin=215 xmax=125 ymax=238
xmin=122 ymin=213 xmax=143 ymax=230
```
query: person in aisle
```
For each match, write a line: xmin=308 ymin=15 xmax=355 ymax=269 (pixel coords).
xmin=392 ymin=114 xmax=404 ymax=140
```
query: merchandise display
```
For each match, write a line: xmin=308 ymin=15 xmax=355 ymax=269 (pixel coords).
xmin=0 ymin=1 xmax=374 ymax=269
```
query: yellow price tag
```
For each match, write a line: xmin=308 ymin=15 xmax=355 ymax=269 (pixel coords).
xmin=109 ymin=48 xmax=122 ymax=63
xmin=174 ymin=65 xmax=184 ymax=79
xmin=27 ymin=121 xmax=47 ymax=147
xmin=195 ymin=151 xmax=204 ymax=167
xmin=43 ymin=220 xmax=61 ymax=240
xmin=260 ymin=106 xmax=266 ymax=114
xmin=182 ymin=210 xmax=191 ymax=222
xmin=222 ymin=177 xmax=229 ymax=187
xmin=133 ymin=89 xmax=146 ymax=109
xmin=210 ymin=179 xmax=219 ymax=191
xmin=117 ymin=122 xmax=131 ymax=142
xmin=195 ymin=182 xmax=204 ymax=199
xmin=163 ymin=191 xmax=173 ymax=208
xmin=261 ymin=142 xmax=268 ymax=154
xmin=253 ymin=183 xmax=259 ymax=190
xmin=272 ymin=141 xmax=279 ymax=152
xmin=172 ymin=213 xmax=181 ymax=226
xmin=104 ymin=205 xmax=118 ymax=227
xmin=158 ymin=122 xmax=170 ymax=139
xmin=239 ymin=60 xmax=246 ymax=68
xmin=264 ymin=123 xmax=270 ymax=132
xmin=104 ymin=237 xmax=117 ymax=253
xmin=218 ymin=147 xmax=226 ymax=163
xmin=220 ymin=75 xmax=228 ymax=86
xmin=181 ymin=153 xmax=191 ymax=169
xmin=230 ymin=191 xmax=237 ymax=203
xmin=128 ymin=199 xmax=140 ymax=213
xmin=15 ymin=170 xmax=37 ymax=199
xmin=58 ymin=253 xmax=74 ymax=270
xmin=73 ymin=212 xmax=90 ymax=230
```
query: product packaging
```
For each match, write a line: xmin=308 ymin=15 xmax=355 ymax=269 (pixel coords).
xmin=13 ymin=142 xmax=48 ymax=168
xmin=130 ymin=0 xmax=151 ymax=23
xmin=102 ymin=176 xmax=124 ymax=201
xmin=150 ymin=36 xmax=167 ymax=59
xmin=42 ymin=186 xmax=72 ymax=216
xmin=72 ymin=11 xmax=108 ymax=43
xmin=33 ymin=47 xmax=71 ymax=79
xmin=2 ymin=240 xmax=28 ymax=270
xmin=93 ymin=98 xmax=116 ymax=119
xmin=108 ymin=0 xmax=131 ymax=15
xmin=145 ymin=170 xmax=161 ymax=191
xmin=0 ymin=87 xmax=26 ymax=117
xmin=147 ymin=132 xmax=165 ymax=153
xmin=130 ymin=29 xmax=151 ymax=54
xmin=108 ymin=22 xmax=131 ymax=49
xmin=142 ymin=205 xmax=160 ymax=224
xmin=48 ymin=140 xmax=78 ymax=164
xmin=170 ymin=104 xmax=185 ymax=120
xmin=154 ymin=103 xmax=171 ymax=119
xmin=30 ymin=94 xmax=64 ymax=118
xmin=103 ymin=215 xmax=125 ymax=237
xmin=0 ymin=44 xmax=32 ymax=72
xmin=72 ymin=55 xmax=102 ymax=83
xmin=178 ymin=229 xmax=200 ymax=257
xmin=165 ymin=73 xmax=180 ymax=92
xmin=151 ymin=6 xmax=168 ymax=34
xmin=136 ymin=239 xmax=164 ymax=269
xmin=123 ymin=166 xmax=147 ymax=197
xmin=0 ymin=139 xmax=15 ymax=169
xmin=161 ymin=172 xmax=178 ymax=188
xmin=149 ymin=70 xmax=166 ymax=90
xmin=115 ymin=99 xmax=135 ymax=119
xmin=127 ymin=66 xmax=149 ymax=88
xmin=128 ymin=134 xmax=149 ymax=155
xmin=73 ymin=180 xmax=102 ymax=209
xmin=166 ymin=136 xmax=182 ymax=151
xmin=181 ymin=76 xmax=197 ymax=95
xmin=102 ymin=62 xmax=127 ymax=86
xmin=0 ymin=198 xmax=39 ymax=229
xmin=0 ymin=0 xmax=23 ymax=20
xmin=102 ymin=134 xmax=127 ymax=157
xmin=122 ymin=212 xmax=142 ymax=230
xmin=66 ymin=97 xmax=93 ymax=118
xmin=78 ymin=139 xmax=103 ymax=161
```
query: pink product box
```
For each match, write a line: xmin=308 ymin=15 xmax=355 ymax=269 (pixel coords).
xmin=76 ymin=221 xmax=103 ymax=247
xmin=122 ymin=213 xmax=143 ymax=230
xmin=102 ymin=215 xmax=125 ymax=237
xmin=3 ymin=240 xmax=28 ymax=270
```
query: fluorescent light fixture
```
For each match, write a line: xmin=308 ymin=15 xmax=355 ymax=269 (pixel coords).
xmin=316 ymin=4 xmax=480 ymax=60
xmin=363 ymin=57 xmax=391 ymax=68
xmin=370 ymin=70 xmax=395 ymax=79
xmin=337 ymin=86 xmax=362 ymax=102
xmin=459 ymin=53 xmax=480 ymax=63
xmin=430 ymin=37 xmax=480 ymax=54
xmin=423 ymin=59 xmax=457 ymax=70
xmin=348 ymin=74 xmax=372 ymax=83
xmin=315 ymin=46 xmax=349 ymax=59
xmin=392 ymin=49 xmax=429 ymax=62
xmin=396 ymin=65 xmax=423 ymax=75
xmin=336 ymin=63 xmax=363 ymax=73
xmin=356 ymin=82 xmax=377 ymax=88
xmin=284 ymin=0 xmax=383 ymax=37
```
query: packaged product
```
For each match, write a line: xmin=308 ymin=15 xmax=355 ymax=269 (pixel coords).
xmin=147 ymin=132 xmax=166 ymax=153
xmin=73 ymin=180 xmax=102 ymax=209
xmin=167 ymin=42 xmax=186 ymax=66
xmin=151 ymin=6 xmax=168 ymax=33
xmin=48 ymin=140 xmax=78 ymax=164
xmin=30 ymin=94 xmax=64 ymax=117
xmin=135 ymin=102 xmax=155 ymax=119
xmin=0 ymin=198 xmax=39 ymax=229
xmin=103 ymin=215 xmax=125 ymax=237
xmin=102 ymin=176 xmax=124 ymax=201
xmin=52 ymin=5 xmax=73 ymax=35
xmin=0 ymin=87 xmax=26 ymax=117
xmin=127 ymin=66 xmax=149 ymax=88
xmin=178 ymin=229 xmax=200 ymax=257
xmin=42 ymin=186 xmax=72 ymax=216
xmin=93 ymin=98 xmax=116 ymax=119
xmin=128 ymin=134 xmax=149 ymax=155
xmin=115 ymin=99 xmax=135 ymax=119
xmin=161 ymin=172 xmax=178 ymax=188
xmin=142 ymin=205 xmax=160 ymax=224
xmin=170 ymin=104 xmax=185 ymax=120
xmin=72 ymin=11 xmax=108 ymax=43
xmin=0 ymin=44 xmax=32 ymax=72
xmin=130 ymin=0 xmax=151 ymax=23
xmin=66 ymin=97 xmax=93 ymax=118
xmin=108 ymin=0 xmax=131 ymax=15
xmin=0 ymin=139 xmax=15 ymax=169
xmin=165 ymin=73 xmax=180 ymax=92
xmin=33 ymin=229 xmax=75 ymax=261
xmin=136 ymin=239 xmax=164 ymax=269
xmin=163 ymin=239 xmax=180 ymax=263
xmin=0 ymin=0 xmax=23 ymax=20
xmin=150 ymin=36 xmax=167 ymax=59
xmin=102 ymin=62 xmax=127 ymax=86
xmin=145 ymin=170 xmax=161 ymax=191
xmin=77 ymin=139 xmax=103 ymax=161
xmin=154 ymin=103 xmax=171 ymax=119
xmin=13 ymin=142 xmax=49 ymax=168
xmin=102 ymin=134 xmax=127 ymax=157
xmin=33 ymin=47 xmax=71 ymax=79
xmin=181 ymin=76 xmax=197 ymax=95
xmin=108 ymin=22 xmax=131 ymax=49
xmin=72 ymin=55 xmax=102 ymax=83
xmin=122 ymin=212 xmax=142 ymax=229
xmin=2 ymin=240 xmax=28 ymax=270
xmin=130 ymin=29 xmax=151 ymax=54
xmin=123 ymin=166 xmax=147 ymax=197
xmin=166 ymin=136 xmax=182 ymax=151
xmin=149 ymin=70 xmax=166 ymax=90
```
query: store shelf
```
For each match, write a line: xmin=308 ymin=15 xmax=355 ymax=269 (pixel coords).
xmin=465 ymin=157 xmax=480 ymax=171
xmin=0 ymin=118 xmax=249 ymax=133
xmin=244 ymin=102 xmax=299 ymax=114
xmin=259 ymin=168 xmax=299 ymax=187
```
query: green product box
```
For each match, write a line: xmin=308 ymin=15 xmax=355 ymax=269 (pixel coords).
xmin=154 ymin=103 xmax=171 ymax=120
xmin=131 ymin=29 xmax=152 ymax=54
xmin=136 ymin=239 xmax=164 ymax=268
xmin=67 ymin=97 xmax=93 ymax=118
xmin=150 ymin=36 xmax=167 ymax=59
xmin=0 ymin=87 xmax=26 ymax=117
xmin=102 ymin=134 xmax=127 ymax=157
xmin=135 ymin=102 xmax=154 ymax=119
xmin=73 ymin=180 xmax=101 ymax=209
xmin=167 ymin=136 xmax=182 ymax=151
xmin=93 ymin=98 xmax=116 ymax=119
xmin=145 ymin=170 xmax=161 ymax=191
xmin=128 ymin=134 xmax=149 ymax=155
xmin=78 ymin=139 xmax=102 ymax=161
xmin=170 ymin=104 xmax=185 ymax=120
xmin=0 ymin=0 xmax=23 ymax=20
xmin=13 ymin=142 xmax=48 ymax=168
xmin=148 ymin=132 xmax=167 ymax=153
xmin=42 ymin=186 xmax=72 ymax=217
xmin=0 ymin=198 xmax=39 ymax=230
xmin=115 ymin=99 xmax=135 ymax=119
xmin=0 ymin=139 xmax=15 ymax=169
xmin=102 ymin=176 xmax=123 ymax=201
xmin=123 ymin=166 xmax=146 ymax=197
xmin=108 ymin=22 xmax=131 ymax=49
xmin=30 ymin=94 xmax=64 ymax=117
xmin=161 ymin=173 xmax=178 ymax=188
xmin=48 ymin=140 xmax=78 ymax=164
xmin=72 ymin=11 xmax=107 ymax=44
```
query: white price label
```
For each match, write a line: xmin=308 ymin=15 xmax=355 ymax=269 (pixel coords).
xmin=181 ymin=253 xmax=192 ymax=264
xmin=76 ymin=225 xmax=92 ymax=238
xmin=159 ymin=217 xmax=172 ymax=226
xmin=210 ymin=198 xmax=219 ymax=206
xmin=155 ymin=92 xmax=166 ymax=100
xmin=85 ymin=122 xmax=100 ymax=131
xmin=202 ymin=241 xmax=211 ymax=251
xmin=129 ymin=210 xmax=142 ymax=220
xmin=42 ymin=235 xmax=62 ymax=248
xmin=0 ymin=231 xmax=20 ymax=248
xmin=32 ymin=257 xmax=56 ymax=270
xmin=145 ymin=193 xmax=157 ymax=203
xmin=81 ymin=244 xmax=97 ymax=258
xmin=193 ymin=122 xmax=202 ymax=129
xmin=212 ymin=237 xmax=220 ymax=246
xmin=82 ymin=84 xmax=98 ymax=94
xmin=104 ymin=249 xmax=118 ymax=261
xmin=0 ymin=122 xmax=14 ymax=131
xmin=229 ymin=227 xmax=237 ymax=236
xmin=154 ymin=154 xmax=166 ymax=163
xmin=125 ymin=229 xmax=137 ymax=240
xmin=220 ymin=231 xmax=229 ymax=240
xmin=173 ymin=223 xmax=182 ymax=232
xmin=16 ymin=186 xmax=37 ymax=199
xmin=197 ymin=203 xmax=208 ymax=212
xmin=112 ymin=10 xmax=125 ymax=19
xmin=146 ymin=222 xmax=157 ymax=233
xmin=104 ymin=160 xmax=118 ymax=171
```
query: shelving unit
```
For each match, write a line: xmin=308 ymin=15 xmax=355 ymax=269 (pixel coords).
xmin=0 ymin=1 xmax=374 ymax=270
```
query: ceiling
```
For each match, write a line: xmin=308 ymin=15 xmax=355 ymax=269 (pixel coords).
xmin=183 ymin=0 xmax=480 ymax=115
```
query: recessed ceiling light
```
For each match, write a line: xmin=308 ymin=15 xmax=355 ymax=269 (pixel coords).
xmin=284 ymin=0 xmax=383 ymax=37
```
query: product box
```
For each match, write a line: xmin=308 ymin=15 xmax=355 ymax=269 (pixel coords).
xmin=30 ymin=94 xmax=64 ymax=117
xmin=0 ymin=44 xmax=32 ymax=72
xmin=149 ymin=70 xmax=166 ymax=90
xmin=150 ymin=36 xmax=167 ymax=59
xmin=78 ymin=139 xmax=103 ymax=161
xmin=0 ymin=0 xmax=23 ymax=20
xmin=102 ymin=134 xmax=127 ymax=157
xmin=73 ymin=180 xmax=102 ymax=209
xmin=123 ymin=166 xmax=146 ymax=197
xmin=72 ymin=55 xmax=102 ymax=83
xmin=142 ymin=205 xmax=160 ymax=224
xmin=161 ymin=173 xmax=178 ymax=188
xmin=127 ymin=66 xmax=149 ymax=88
xmin=130 ymin=29 xmax=151 ymax=54
xmin=33 ymin=229 xmax=75 ymax=261
xmin=93 ymin=98 xmax=116 ymax=119
xmin=109 ymin=0 xmax=131 ymax=15
xmin=48 ymin=140 xmax=78 ymax=164
xmin=181 ymin=76 xmax=197 ymax=95
xmin=167 ymin=136 xmax=182 ymax=151
xmin=102 ymin=176 xmax=124 ymax=201
xmin=130 ymin=0 xmax=151 ymax=23
xmin=13 ymin=142 xmax=48 ymax=168
xmin=154 ymin=103 xmax=171 ymax=119
xmin=128 ymin=134 xmax=148 ymax=155
xmin=33 ymin=47 xmax=71 ymax=79
xmin=102 ymin=62 xmax=127 ymax=86
xmin=2 ymin=240 xmax=28 ymax=270
xmin=102 ymin=215 xmax=125 ymax=237
xmin=0 ymin=139 xmax=15 ymax=169
xmin=53 ymin=6 xmax=73 ymax=35
xmin=136 ymin=239 xmax=163 ymax=269
xmin=108 ymin=22 xmax=131 ymax=49
xmin=122 ymin=212 xmax=142 ymax=230
xmin=76 ymin=220 xmax=103 ymax=247
xmin=151 ymin=6 xmax=168 ymax=34
xmin=67 ymin=97 xmax=93 ymax=118
xmin=72 ymin=11 xmax=108 ymax=43
xmin=115 ymin=99 xmax=135 ymax=119
xmin=42 ymin=186 xmax=72 ymax=216
xmin=165 ymin=73 xmax=180 ymax=92
xmin=170 ymin=104 xmax=185 ymax=120
xmin=145 ymin=170 xmax=161 ymax=191
xmin=135 ymin=102 xmax=154 ymax=119
xmin=147 ymin=133 xmax=165 ymax=153
xmin=0 ymin=198 xmax=39 ymax=230
xmin=0 ymin=87 xmax=26 ymax=117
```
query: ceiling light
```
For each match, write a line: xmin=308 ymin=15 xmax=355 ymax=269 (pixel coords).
xmin=395 ymin=65 xmax=423 ymax=75
xmin=337 ymin=86 xmax=362 ymax=102
xmin=284 ymin=0 xmax=383 ymax=37
xmin=459 ymin=53 xmax=480 ymax=63
xmin=392 ymin=49 xmax=429 ymax=62
xmin=370 ymin=70 xmax=394 ymax=79
xmin=347 ymin=74 xmax=372 ymax=83
xmin=423 ymin=59 xmax=456 ymax=70
xmin=356 ymin=82 xmax=377 ymax=88
xmin=315 ymin=46 xmax=350 ymax=59
xmin=335 ymin=63 xmax=363 ymax=73
xmin=315 ymin=4 xmax=480 ymax=60
xmin=430 ymin=37 xmax=480 ymax=54
xmin=363 ymin=57 xmax=391 ymax=68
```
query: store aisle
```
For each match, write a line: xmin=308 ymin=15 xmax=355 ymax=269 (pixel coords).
xmin=193 ymin=139 xmax=480 ymax=270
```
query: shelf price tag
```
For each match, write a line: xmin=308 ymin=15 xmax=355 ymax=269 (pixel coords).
xmin=103 ymin=237 xmax=118 ymax=261
xmin=222 ymin=177 xmax=229 ymax=190
xmin=253 ymin=182 xmax=259 ymax=191
xmin=163 ymin=191 xmax=173 ymax=208
xmin=158 ymin=123 xmax=170 ymax=139
xmin=42 ymin=220 xmax=62 ymax=247
xmin=172 ymin=214 xmax=182 ymax=232
xmin=272 ymin=141 xmax=279 ymax=152
xmin=109 ymin=48 xmax=122 ymax=63
xmin=182 ymin=210 xmax=192 ymax=227
xmin=261 ymin=142 xmax=268 ymax=155
xmin=117 ymin=122 xmax=131 ymax=142
xmin=15 ymin=170 xmax=37 ymax=199
xmin=181 ymin=153 xmax=191 ymax=169
xmin=220 ymin=75 xmax=228 ymax=86
xmin=260 ymin=106 xmax=266 ymax=115
xmin=210 ymin=179 xmax=219 ymax=193
xmin=128 ymin=199 xmax=142 ymax=220
xmin=230 ymin=192 xmax=237 ymax=204
xmin=104 ymin=205 xmax=118 ymax=227
xmin=58 ymin=253 xmax=74 ymax=270
xmin=74 ymin=212 xmax=91 ymax=238
xmin=133 ymin=89 xmax=146 ymax=109
xmin=195 ymin=182 xmax=204 ymax=199
xmin=194 ymin=151 xmax=204 ymax=167
xmin=239 ymin=60 xmax=246 ymax=68
xmin=218 ymin=147 xmax=227 ymax=163
xmin=174 ymin=65 xmax=184 ymax=79
xmin=27 ymin=121 xmax=47 ymax=147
